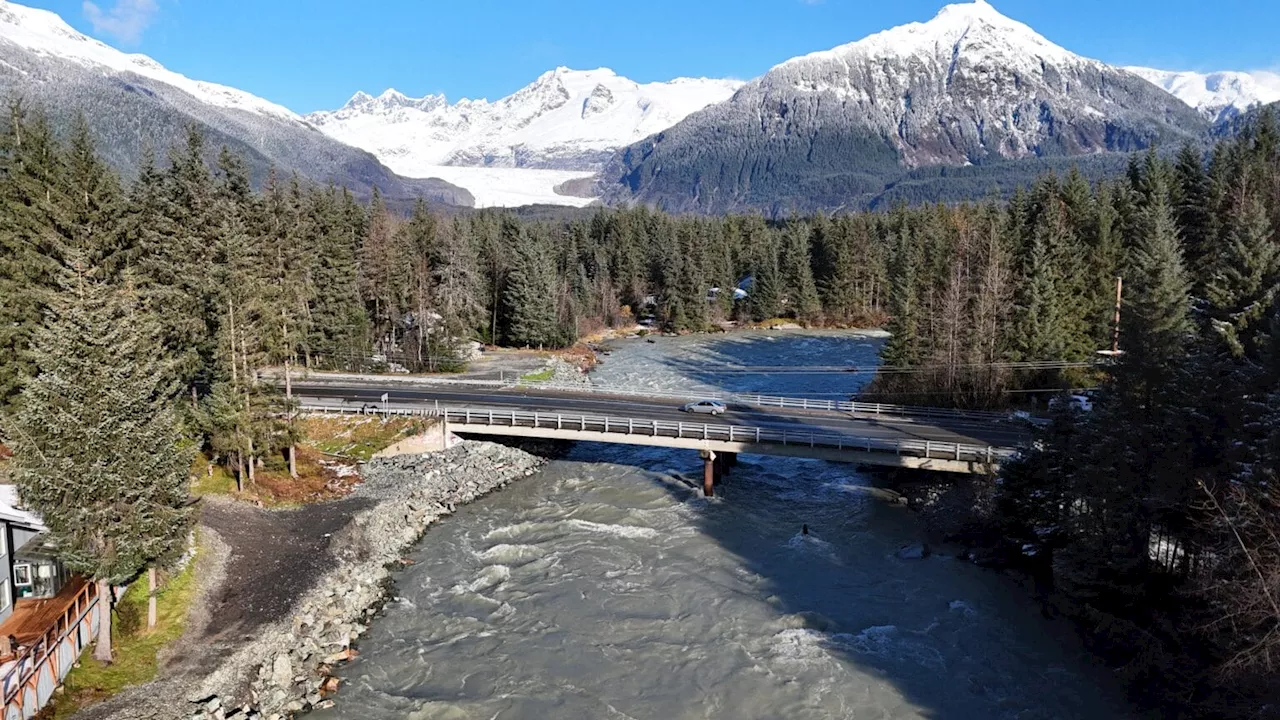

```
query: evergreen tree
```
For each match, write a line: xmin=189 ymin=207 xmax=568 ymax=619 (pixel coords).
xmin=1205 ymin=194 xmax=1279 ymax=358
xmin=744 ymin=236 xmax=782 ymax=324
xmin=1119 ymin=169 xmax=1194 ymax=399
xmin=780 ymin=222 xmax=822 ymax=324
xmin=502 ymin=223 xmax=560 ymax=348
xmin=881 ymin=229 xmax=920 ymax=367
xmin=432 ymin=216 xmax=485 ymax=341
xmin=307 ymin=186 xmax=369 ymax=367
xmin=63 ymin=116 xmax=126 ymax=276
xmin=359 ymin=188 xmax=410 ymax=355
xmin=1173 ymin=143 xmax=1216 ymax=285
xmin=1011 ymin=220 xmax=1062 ymax=361
xmin=401 ymin=199 xmax=439 ymax=367
xmin=0 ymin=103 xmax=70 ymax=410
xmin=5 ymin=260 xmax=192 ymax=663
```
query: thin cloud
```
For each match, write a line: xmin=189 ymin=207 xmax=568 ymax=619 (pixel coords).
xmin=82 ymin=0 xmax=159 ymax=45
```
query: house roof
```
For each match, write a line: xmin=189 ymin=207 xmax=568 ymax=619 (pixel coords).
xmin=0 ymin=485 xmax=45 ymax=531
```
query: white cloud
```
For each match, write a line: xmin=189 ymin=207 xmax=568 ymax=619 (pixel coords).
xmin=82 ymin=0 xmax=159 ymax=45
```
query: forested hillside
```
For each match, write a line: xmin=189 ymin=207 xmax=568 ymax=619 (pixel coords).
xmin=916 ymin=113 xmax=1280 ymax=716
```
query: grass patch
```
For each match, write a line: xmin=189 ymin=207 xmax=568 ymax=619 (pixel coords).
xmin=190 ymin=416 xmax=431 ymax=507
xmin=46 ymin=548 xmax=200 ymax=718
xmin=189 ymin=453 xmax=238 ymax=497
xmin=249 ymin=446 xmax=361 ymax=507
xmin=303 ymin=415 xmax=432 ymax=462
xmin=518 ymin=367 xmax=555 ymax=383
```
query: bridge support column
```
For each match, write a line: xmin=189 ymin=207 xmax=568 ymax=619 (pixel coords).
xmin=700 ymin=450 xmax=718 ymax=497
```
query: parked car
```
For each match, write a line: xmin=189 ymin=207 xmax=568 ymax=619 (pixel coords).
xmin=1048 ymin=394 xmax=1093 ymax=413
xmin=681 ymin=399 xmax=727 ymax=416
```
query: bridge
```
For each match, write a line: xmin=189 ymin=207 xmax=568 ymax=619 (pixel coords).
xmin=290 ymin=374 xmax=1030 ymax=495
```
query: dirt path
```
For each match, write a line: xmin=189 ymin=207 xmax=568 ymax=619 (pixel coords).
xmin=197 ymin=497 xmax=374 ymax=640
xmin=74 ymin=496 xmax=373 ymax=720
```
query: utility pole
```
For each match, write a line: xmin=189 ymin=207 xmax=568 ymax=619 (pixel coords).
xmin=1112 ymin=276 xmax=1123 ymax=354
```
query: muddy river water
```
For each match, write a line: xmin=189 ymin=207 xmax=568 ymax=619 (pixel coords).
xmin=314 ymin=331 xmax=1129 ymax=720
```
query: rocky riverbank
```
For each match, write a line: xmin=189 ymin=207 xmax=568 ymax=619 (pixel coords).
xmin=78 ymin=440 xmax=545 ymax=720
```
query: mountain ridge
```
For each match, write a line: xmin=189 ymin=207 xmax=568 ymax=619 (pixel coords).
xmin=2 ymin=0 xmax=1275 ymax=212
xmin=305 ymin=67 xmax=744 ymax=174
xmin=0 ymin=0 xmax=473 ymax=206
xmin=598 ymin=0 xmax=1212 ymax=213
xmin=1124 ymin=67 xmax=1280 ymax=123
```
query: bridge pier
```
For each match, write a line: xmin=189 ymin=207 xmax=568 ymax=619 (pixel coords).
xmin=701 ymin=450 xmax=736 ymax=497
xmin=701 ymin=450 xmax=718 ymax=497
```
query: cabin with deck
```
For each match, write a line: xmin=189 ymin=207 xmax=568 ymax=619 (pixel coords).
xmin=0 ymin=486 xmax=100 ymax=719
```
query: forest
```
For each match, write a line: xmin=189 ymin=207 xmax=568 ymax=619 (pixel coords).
xmin=0 ymin=97 xmax=1278 ymax=716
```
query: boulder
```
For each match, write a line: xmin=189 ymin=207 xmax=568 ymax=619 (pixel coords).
xmin=896 ymin=543 xmax=931 ymax=560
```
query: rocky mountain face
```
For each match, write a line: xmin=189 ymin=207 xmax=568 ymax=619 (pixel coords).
xmin=305 ymin=68 xmax=743 ymax=176
xmin=1126 ymin=67 xmax=1280 ymax=124
xmin=0 ymin=0 xmax=472 ymax=206
xmin=601 ymin=0 xmax=1210 ymax=213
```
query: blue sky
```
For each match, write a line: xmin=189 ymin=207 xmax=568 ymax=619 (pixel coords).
xmin=26 ymin=0 xmax=1280 ymax=114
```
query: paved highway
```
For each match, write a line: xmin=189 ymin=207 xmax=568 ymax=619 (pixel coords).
xmin=292 ymin=382 xmax=1030 ymax=450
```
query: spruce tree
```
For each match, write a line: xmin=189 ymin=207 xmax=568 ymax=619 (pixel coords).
xmin=0 ymin=103 xmax=67 ymax=410
xmin=881 ymin=230 xmax=920 ymax=367
xmin=502 ymin=224 xmax=560 ymax=348
xmin=307 ymin=186 xmax=369 ymax=367
xmin=1011 ymin=221 xmax=1062 ymax=361
xmin=1173 ymin=143 xmax=1216 ymax=285
xmin=5 ymin=260 xmax=192 ymax=663
xmin=746 ymin=254 xmax=781 ymax=324
xmin=780 ymin=222 xmax=821 ymax=324
xmin=63 ymin=116 xmax=126 ymax=276
xmin=1205 ymin=195 xmax=1279 ymax=358
xmin=1119 ymin=170 xmax=1194 ymax=399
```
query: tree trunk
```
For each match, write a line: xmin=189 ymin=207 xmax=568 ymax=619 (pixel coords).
xmin=228 ymin=299 xmax=238 ymax=387
xmin=94 ymin=579 xmax=112 ymax=663
xmin=147 ymin=567 xmax=157 ymax=629
xmin=285 ymin=351 xmax=297 ymax=479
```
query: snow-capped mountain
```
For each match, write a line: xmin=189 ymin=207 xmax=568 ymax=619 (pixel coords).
xmin=307 ymin=68 xmax=743 ymax=174
xmin=1125 ymin=67 xmax=1280 ymax=123
xmin=602 ymin=0 xmax=1207 ymax=213
xmin=0 ymin=0 xmax=298 ymax=122
xmin=0 ymin=0 xmax=471 ymax=205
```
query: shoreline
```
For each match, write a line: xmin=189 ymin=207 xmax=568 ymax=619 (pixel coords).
xmin=77 ymin=440 xmax=547 ymax=720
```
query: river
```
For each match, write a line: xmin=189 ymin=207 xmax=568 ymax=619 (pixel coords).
xmin=313 ymin=330 xmax=1129 ymax=720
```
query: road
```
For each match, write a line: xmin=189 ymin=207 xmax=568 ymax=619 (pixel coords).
xmin=292 ymin=382 xmax=1030 ymax=450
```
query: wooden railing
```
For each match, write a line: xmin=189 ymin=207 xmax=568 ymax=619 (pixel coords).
xmin=1 ymin=578 xmax=99 ymax=715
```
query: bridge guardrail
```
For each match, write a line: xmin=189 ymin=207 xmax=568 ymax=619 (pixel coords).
xmin=506 ymin=381 xmax=1014 ymax=423
xmin=301 ymin=404 xmax=1018 ymax=466
xmin=288 ymin=372 xmax=1024 ymax=425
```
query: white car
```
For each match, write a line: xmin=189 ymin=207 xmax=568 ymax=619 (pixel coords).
xmin=1049 ymin=394 xmax=1093 ymax=413
xmin=681 ymin=399 xmax=727 ymax=416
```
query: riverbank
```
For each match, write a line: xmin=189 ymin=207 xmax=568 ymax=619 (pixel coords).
xmin=75 ymin=440 xmax=545 ymax=720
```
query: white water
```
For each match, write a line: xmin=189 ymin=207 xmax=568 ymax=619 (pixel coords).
xmin=315 ymin=331 xmax=1128 ymax=719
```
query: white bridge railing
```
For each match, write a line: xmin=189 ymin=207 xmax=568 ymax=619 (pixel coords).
xmin=287 ymin=373 xmax=1021 ymax=424
xmin=301 ymin=404 xmax=1017 ymax=466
